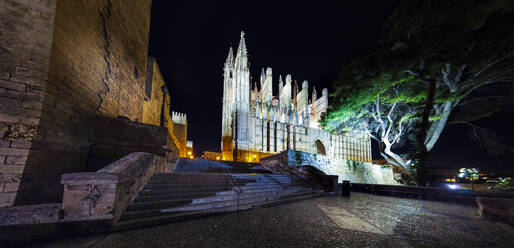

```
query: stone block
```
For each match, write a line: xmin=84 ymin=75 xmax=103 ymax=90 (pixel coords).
xmin=0 ymin=72 xmax=9 ymax=80
xmin=0 ymin=164 xmax=25 ymax=173
xmin=0 ymin=79 xmax=26 ymax=92
xmin=3 ymin=182 xmax=20 ymax=192
xmin=0 ymin=148 xmax=29 ymax=156
xmin=9 ymin=140 xmax=31 ymax=148
xmin=21 ymin=100 xmax=44 ymax=110
xmin=476 ymin=197 xmax=514 ymax=226
xmin=15 ymin=65 xmax=32 ymax=76
xmin=0 ymin=192 xmax=16 ymax=202
xmin=6 ymin=155 xmax=27 ymax=165
xmin=61 ymin=152 xmax=170 ymax=224
xmin=0 ymin=173 xmax=22 ymax=183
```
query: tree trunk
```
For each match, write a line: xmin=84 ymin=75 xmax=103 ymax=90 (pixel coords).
xmin=425 ymin=101 xmax=454 ymax=151
xmin=416 ymin=80 xmax=436 ymax=185
xmin=383 ymin=140 xmax=410 ymax=171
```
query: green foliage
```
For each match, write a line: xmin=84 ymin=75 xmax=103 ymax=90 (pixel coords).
xmin=345 ymin=160 xmax=361 ymax=171
xmin=322 ymin=0 xmax=514 ymax=172
xmin=346 ymin=159 xmax=352 ymax=170
xmin=487 ymin=177 xmax=513 ymax=191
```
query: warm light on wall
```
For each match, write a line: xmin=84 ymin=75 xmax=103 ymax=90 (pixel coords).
xmin=190 ymin=155 xmax=193 ymax=159
xmin=216 ymin=156 xmax=220 ymax=160
xmin=188 ymin=151 xmax=192 ymax=155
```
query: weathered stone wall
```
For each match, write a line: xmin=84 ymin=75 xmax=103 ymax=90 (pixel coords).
xmin=0 ymin=0 xmax=57 ymax=207
xmin=0 ymin=0 xmax=153 ymax=206
xmin=173 ymin=122 xmax=187 ymax=156
xmin=261 ymin=150 xmax=398 ymax=185
xmin=142 ymin=57 xmax=165 ymax=126
xmin=88 ymin=115 xmax=171 ymax=171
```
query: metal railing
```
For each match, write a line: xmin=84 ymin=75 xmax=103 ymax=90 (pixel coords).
xmin=222 ymin=166 xmax=243 ymax=210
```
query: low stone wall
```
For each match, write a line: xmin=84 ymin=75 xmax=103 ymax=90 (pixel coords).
xmin=61 ymin=152 xmax=172 ymax=224
xmin=260 ymin=150 xmax=397 ymax=185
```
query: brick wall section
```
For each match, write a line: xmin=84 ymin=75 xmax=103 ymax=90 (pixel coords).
xmin=1 ymin=0 xmax=153 ymax=206
xmin=0 ymin=0 xmax=57 ymax=207
xmin=142 ymin=58 xmax=165 ymax=126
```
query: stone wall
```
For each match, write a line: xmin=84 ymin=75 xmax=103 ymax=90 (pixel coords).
xmin=0 ymin=0 xmax=58 ymax=207
xmin=261 ymin=150 xmax=398 ymax=185
xmin=142 ymin=57 xmax=165 ymax=126
xmin=88 ymin=115 xmax=172 ymax=171
xmin=0 ymin=0 xmax=154 ymax=206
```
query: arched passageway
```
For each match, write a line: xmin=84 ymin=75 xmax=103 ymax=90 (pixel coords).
xmin=314 ymin=140 xmax=326 ymax=155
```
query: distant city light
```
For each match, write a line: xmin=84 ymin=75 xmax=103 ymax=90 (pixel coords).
xmin=446 ymin=184 xmax=459 ymax=190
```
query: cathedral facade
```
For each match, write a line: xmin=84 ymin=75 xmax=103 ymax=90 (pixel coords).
xmin=221 ymin=32 xmax=371 ymax=163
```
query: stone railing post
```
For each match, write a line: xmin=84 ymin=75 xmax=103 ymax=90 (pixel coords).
xmin=61 ymin=152 xmax=174 ymax=226
xmin=61 ymin=173 xmax=118 ymax=222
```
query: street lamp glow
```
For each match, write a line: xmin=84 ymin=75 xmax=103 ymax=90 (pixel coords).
xmin=446 ymin=184 xmax=459 ymax=190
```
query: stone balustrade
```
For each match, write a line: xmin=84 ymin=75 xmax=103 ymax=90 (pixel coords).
xmin=260 ymin=150 xmax=398 ymax=185
xmin=61 ymin=152 xmax=172 ymax=224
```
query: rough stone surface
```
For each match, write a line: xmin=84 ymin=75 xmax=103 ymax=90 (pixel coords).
xmin=34 ymin=193 xmax=514 ymax=248
xmin=476 ymin=197 xmax=514 ymax=226
xmin=261 ymin=150 xmax=398 ymax=184
xmin=0 ymin=0 xmax=154 ymax=206
xmin=0 ymin=0 xmax=57 ymax=207
xmin=0 ymin=203 xmax=60 ymax=226
xmin=88 ymin=115 xmax=172 ymax=171
xmin=61 ymin=152 xmax=173 ymax=224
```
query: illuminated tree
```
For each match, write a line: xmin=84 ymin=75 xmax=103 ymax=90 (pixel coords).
xmin=459 ymin=168 xmax=479 ymax=190
xmin=322 ymin=0 xmax=514 ymax=183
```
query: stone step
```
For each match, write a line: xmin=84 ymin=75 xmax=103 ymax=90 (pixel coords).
xmin=144 ymin=180 xmax=309 ymax=190
xmin=138 ymin=184 xmax=314 ymax=196
xmin=146 ymin=179 xmax=255 ymax=185
xmin=120 ymin=190 xmax=320 ymax=222
xmin=115 ymin=191 xmax=328 ymax=231
xmin=128 ymin=187 xmax=316 ymax=211
xmin=135 ymin=192 xmax=219 ymax=202
xmin=143 ymin=183 xmax=237 ymax=190
xmin=138 ymin=185 xmax=308 ymax=198
xmin=138 ymin=186 xmax=236 ymax=196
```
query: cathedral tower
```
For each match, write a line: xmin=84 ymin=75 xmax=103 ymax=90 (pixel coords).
xmin=221 ymin=31 xmax=251 ymax=160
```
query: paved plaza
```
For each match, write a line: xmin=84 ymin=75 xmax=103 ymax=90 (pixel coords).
xmin=34 ymin=193 xmax=514 ymax=248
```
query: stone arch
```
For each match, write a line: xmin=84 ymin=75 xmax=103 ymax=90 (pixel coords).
xmin=313 ymin=139 xmax=326 ymax=155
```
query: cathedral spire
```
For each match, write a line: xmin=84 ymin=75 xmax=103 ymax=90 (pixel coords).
xmin=237 ymin=31 xmax=247 ymax=56
xmin=234 ymin=31 xmax=249 ymax=69
xmin=225 ymin=47 xmax=234 ymax=65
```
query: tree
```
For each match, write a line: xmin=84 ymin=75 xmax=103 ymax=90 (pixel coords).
xmin=322 ymin=0 xmax=514 ymax=184
xmin=321 ymin=72 xmax=423 ymax=172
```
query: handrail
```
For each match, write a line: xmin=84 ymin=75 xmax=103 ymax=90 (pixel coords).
xmin=221 ymin=165 xmax=243 ymax=210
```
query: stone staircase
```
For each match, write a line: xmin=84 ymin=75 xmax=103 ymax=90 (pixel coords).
xmin=115 ymin=172 xmax=327 ymax=230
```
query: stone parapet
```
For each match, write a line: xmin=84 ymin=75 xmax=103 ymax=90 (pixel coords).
xmin=260 ymin=150 xmax=398 ymax=185
xmin=61 ymin=152 xmax=172 ymax=224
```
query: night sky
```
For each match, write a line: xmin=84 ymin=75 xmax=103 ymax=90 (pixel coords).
xmin=148 ymin=1 xmax=513 ymax=171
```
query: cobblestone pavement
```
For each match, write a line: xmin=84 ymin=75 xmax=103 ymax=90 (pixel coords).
xmin=34 ymin=193 xmax=514 ymax=248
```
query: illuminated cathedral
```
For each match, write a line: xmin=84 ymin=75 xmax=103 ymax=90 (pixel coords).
xmin=220 ymin=32 xmax=371 ymax=162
